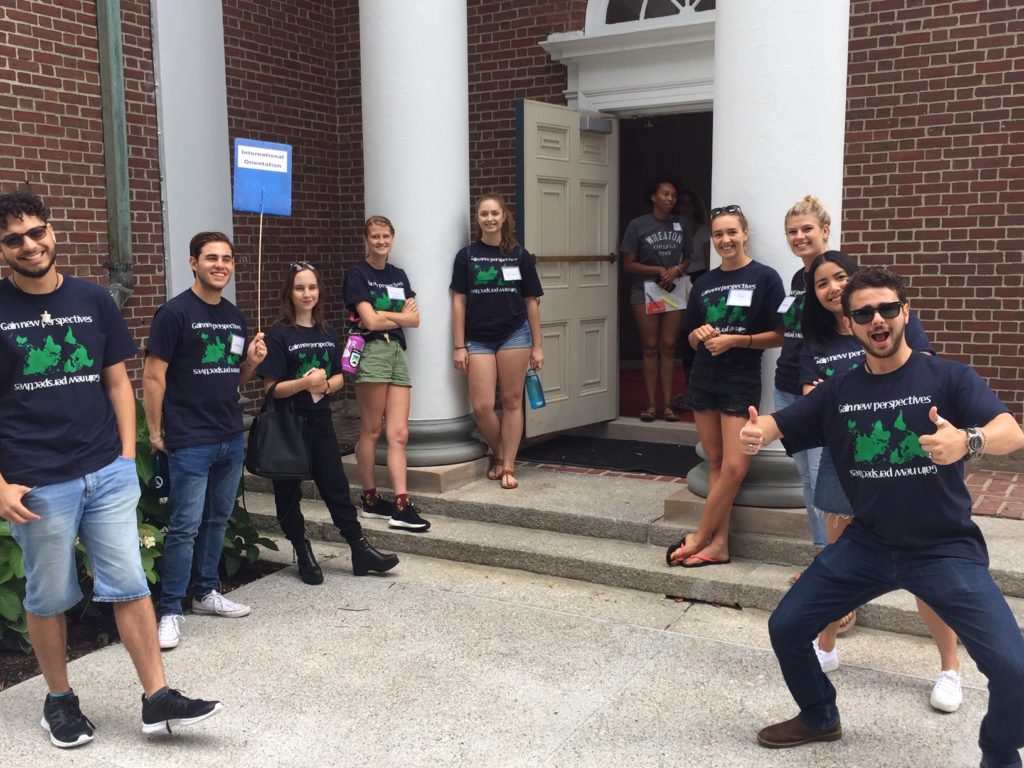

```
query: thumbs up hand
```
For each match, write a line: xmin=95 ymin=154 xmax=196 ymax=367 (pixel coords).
xmin=740 ymin=406 xmax=766 ymax=456
xmin=917 ymin=406 xmax=964 ymax=465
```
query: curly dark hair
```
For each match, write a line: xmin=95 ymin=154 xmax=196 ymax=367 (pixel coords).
xmin=644 ymin=174 xmax=682 ymax=209
xmin=0 ymin=190 xmax=51 ymax=228
xmin=841 ymin=265 xmax=908 ymax=316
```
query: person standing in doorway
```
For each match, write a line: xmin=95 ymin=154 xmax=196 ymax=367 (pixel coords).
xmin=451 ymin=194 xmax=544 ymax=490
xmin=143 ymin=232 xmax=266 ymax=651
xmin=0 ymin=190 xmax=222 ymax=747
xmin=620 ymin=175 xmax=693 ymax=422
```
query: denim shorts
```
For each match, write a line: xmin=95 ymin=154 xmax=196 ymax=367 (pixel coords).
xmin=814 ymin=447 xmax=853 ymax=517
xmin=354 ymin=339 xmax=412 ymax=386
xmin=683 ymin=364 xmax=762 ymax=416
xmin=467 ymin=320 xmax=533 ymax=355
xmin=10 ymin=455 xmax=148 ymax=617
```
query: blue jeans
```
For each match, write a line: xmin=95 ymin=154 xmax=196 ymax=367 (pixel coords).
xmin=773 ymin=388 xmax=825 ymax=548
xmin=12 ymin=455 xmax=147 ymax=617
xmin=769 ymin=535 xmax=1024 ymax=768
xmin=158 ymin=436 xmax=244 ymax=616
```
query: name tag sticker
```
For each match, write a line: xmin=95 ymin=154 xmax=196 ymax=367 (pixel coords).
xmin=229 ymin=334 xmax=245 ymax=356
xmin=501 ymin=265 xmax=522 ymax=281
xmin=778 ymin=296 xmax=796 ymax=313
xmin=386 ymin=285 xmax=406 ymax=301
xmin=727 ymin=289 xmax=754 ymax=307
xmin=672 ymin=222 xmax=682 ymax=231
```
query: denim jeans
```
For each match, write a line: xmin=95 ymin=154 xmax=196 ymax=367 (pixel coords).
xmin=158 ymin=436 xmax=244 ymax=616
xmin=773 ymin=388 xmax=825 ymax=548
xmin=769 ymin=535 xmax=1024 ymax=768
xmin=12 ymin=455 xmax=148 ymax=617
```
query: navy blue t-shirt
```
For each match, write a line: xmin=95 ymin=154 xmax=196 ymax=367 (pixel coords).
xmin=258 ymin=322 xmax=341 ymax=415
xmin=799 ymin=312 xmax=932 ymax=385
xmin=620 ymin=213 xmax=693 ymax=290
xmin=0 ymin=277 xmax=137 ymax=485
xmin=449 ymin=242 xmax=544 ymax=343
xmin=775 ymin=353 xmax=1008 ymax=563
xmin=146 ymin=289 xmax=249 ymax=450
xmin=683 ymin=260 xmax=785 ymax=378
xmin=342 ymin=260 xmax=416 ymax=350
xmin=774 ymin=268 xmax=808 ymax=395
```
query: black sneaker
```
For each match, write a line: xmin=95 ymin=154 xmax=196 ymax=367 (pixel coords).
xmin=360 ymin=493 xmax=396 ymax=520
xmin=389 ymin=501 xmax=430 ymax=531
xmin=41 ymin=692 xmax=95 ymax=748
xmin=141 ymin=688 xmax=223 ymax=735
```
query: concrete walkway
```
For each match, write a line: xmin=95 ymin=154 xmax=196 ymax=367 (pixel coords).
xmin=0 ymin=544 xmax=996 ymax=768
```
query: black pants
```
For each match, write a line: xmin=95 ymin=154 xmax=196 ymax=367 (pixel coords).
xmin=272 ymin=409 xmax=362 ymax=544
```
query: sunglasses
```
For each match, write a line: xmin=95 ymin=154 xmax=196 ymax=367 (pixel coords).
xmin=290 ymin=261 xmax=318 ymax=271
xmin=0 ymin=224 xmax=48 ymax=249
xmin=709 ymin=204 xmax=742 ymax=218
xmin=847 ymin=301 xmax=904 ymax=325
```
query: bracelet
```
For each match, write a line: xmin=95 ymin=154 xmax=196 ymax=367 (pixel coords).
xmin=747 ymin=334 xmax=753 ymax=348
xmin=454 ymin=345 xmax=467 ymax=350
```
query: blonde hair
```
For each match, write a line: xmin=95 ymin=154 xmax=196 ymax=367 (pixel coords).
xmin=785 ymin=195 xmax=832 ymax=234
xmin=363 ymin=215 xmax=394 ymax=237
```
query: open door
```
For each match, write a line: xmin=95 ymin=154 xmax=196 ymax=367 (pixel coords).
xmin=517 ymin=100 xmax=620 ymax=438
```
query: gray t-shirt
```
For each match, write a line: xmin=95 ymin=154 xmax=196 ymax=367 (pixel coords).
xmin=620 ymin=213 xmax=693 ymax=288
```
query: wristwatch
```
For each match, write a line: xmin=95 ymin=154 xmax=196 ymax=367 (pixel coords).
xmin=963 ymin=427 xmax=985 ymax=461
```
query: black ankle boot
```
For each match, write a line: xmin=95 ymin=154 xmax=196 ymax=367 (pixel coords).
xmin=293 ymin=539 xmax=324 ymax=585
xmin=350 ymin=537 xmax=399 ymax=576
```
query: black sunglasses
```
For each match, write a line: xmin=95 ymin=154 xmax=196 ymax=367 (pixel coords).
xmin=290 ymin=261 xmax=318 ymax=271
xmin=1 ymin=224 xmax=48 ymax=249
xmin=847 ymin=301 xmax=904 ymax=325
xmin=709 ymin=204 xmax=742 ymax=218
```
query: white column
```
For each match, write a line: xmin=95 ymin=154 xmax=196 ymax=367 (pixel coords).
xmin=359 ymin=0 xmax=483 ymax=465
xmin=690 ymin=0 xmax=850 ymax=505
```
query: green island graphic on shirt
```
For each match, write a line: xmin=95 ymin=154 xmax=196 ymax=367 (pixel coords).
xmin=847 ymin=409 xmax=927 ymax=465
xmin=782 ymin=297 xmax=801 ymax=330
xmin=472 ymin=264 xmax=505 ymax=287
xmin=198 ymin=332 xmax=241 ymax=366
xmin=703 ymin=295 xmax=747 ymax=325
xmin=15 ymin=327 xmax=95 ymax=376
xmin=825 ymin=362 xmax=859 ymax=378
xmin=296 ymin=350 xmax=332 ymax=378
xmin=369 ymin=287 xmax=404 ymax=312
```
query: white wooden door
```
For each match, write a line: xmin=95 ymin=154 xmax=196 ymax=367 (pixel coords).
xmin=519 ymin=100 xmax=619 ymax=437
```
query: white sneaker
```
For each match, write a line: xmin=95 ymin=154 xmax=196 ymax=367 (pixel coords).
xmin=930 ymin=669 xmax=962 ymax=713
xmin=814 ymin=641 xmax=839 ymax=673
xmin=191 ymin=590 xmax=251 ymax=618
xmin=158 ymin=614 xmax=184 ymax=650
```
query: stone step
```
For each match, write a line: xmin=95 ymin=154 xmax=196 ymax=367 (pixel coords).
xmin=243 ymin=490 xmax=1024 ymax=637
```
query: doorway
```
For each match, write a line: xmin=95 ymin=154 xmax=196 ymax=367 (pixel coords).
xmin=617 ymin=111 xmax=713 ymax=419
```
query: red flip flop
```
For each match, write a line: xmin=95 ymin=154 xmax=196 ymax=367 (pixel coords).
xmin=680 ymin=553 xmax=731 ymax=568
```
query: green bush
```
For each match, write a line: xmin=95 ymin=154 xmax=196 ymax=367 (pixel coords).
xmin=0 ymin=400 xmax=277 ymax=652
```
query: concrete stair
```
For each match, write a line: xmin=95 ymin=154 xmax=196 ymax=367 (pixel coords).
xmin=242 ymin=464 xmax=1024 ymax=639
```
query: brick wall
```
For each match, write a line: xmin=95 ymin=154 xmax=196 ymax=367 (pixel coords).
xmin=0 ymin=0 xmax=162 ymax=378
xmin=844 ymin=0 xmax=1024 ymax=416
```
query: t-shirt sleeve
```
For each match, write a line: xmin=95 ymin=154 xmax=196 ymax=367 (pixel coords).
xmin=775 ymin=381 xmax=830 ymax=454
xmin=949 ymin=365 xmax=1010 ymax=430
xmin=99 ymin=290 xmax=139 ymax=366
xmin=520 ymin=248 xmax=544 ymax=298
xmin=798 ymin=344 xmax=819 ymax=387
xmin=620 ymin=218 xmax=640 ymax=254
xmin=343 ymin=267 xmax=371 ymax=310
xmin=450 ymin=248 xmax=469 ymax=294
xmin=400 ymin=267 xmax=416 ymax=300
xmin=906 ymin=311 xmax=933 ymax=353
xmin=145 ymin=303 xmax=180 ymax=362
xmin=683 ymin=280 xmax=703 ymax=333
xmin=258 ymin=325 xmax=289 ymax=381
xmin=754 ymin=270 xmax=786 ymax=332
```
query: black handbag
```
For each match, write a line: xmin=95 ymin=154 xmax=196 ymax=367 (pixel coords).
xmin=245 ymin=383 xmax=312 ymax=480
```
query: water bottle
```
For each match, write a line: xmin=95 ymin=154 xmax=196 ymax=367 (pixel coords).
xmin=341 ymin=334 xmax=365 ymax=374
xmin=525 ymin=368 xmax=546 ymax=409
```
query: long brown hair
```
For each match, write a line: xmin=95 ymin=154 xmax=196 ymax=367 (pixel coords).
xmin=276 ymin=263 xmax=326 ymax=330
xmin=472 ymin=194 xmax=519 ymax=256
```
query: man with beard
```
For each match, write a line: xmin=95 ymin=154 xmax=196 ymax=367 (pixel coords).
xmin=143 ymin=231 xmax=265 ymax=651
xmin=0 ymin=190 xmax=222 ymax=748
xmin=740 ymin=266 xmax=1024 ymax=768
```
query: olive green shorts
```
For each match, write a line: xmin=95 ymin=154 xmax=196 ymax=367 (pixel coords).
xmin=354 ymin=339 xmax=412 ymax=387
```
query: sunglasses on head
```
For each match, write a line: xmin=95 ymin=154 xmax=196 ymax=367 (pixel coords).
xmin=290 ymin=261 xmax=318 ymax=271
xmin=0 ymin=224 xmax=48 ymax=249
xmin=847 ymin=301 xmax=904 ymax=325
xmin=709 ymin=204 xmax=742 ymax=218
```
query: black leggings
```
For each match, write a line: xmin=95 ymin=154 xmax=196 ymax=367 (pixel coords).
xmin=272 ymin=409 xmax=362 ymax=544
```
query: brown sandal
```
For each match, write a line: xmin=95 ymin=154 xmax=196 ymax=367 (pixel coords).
xmin=487 ymin=455 xmax=503 ymax=481
xmin=836 ymin=610 xmax=857 ymax=635
xmin=663 ymin=407 xmax=679 ymax=422
xmin=500 ymin=469 xmax=519 ymax=490
xmin=640 ymin=403 xmax=656 ymax=422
